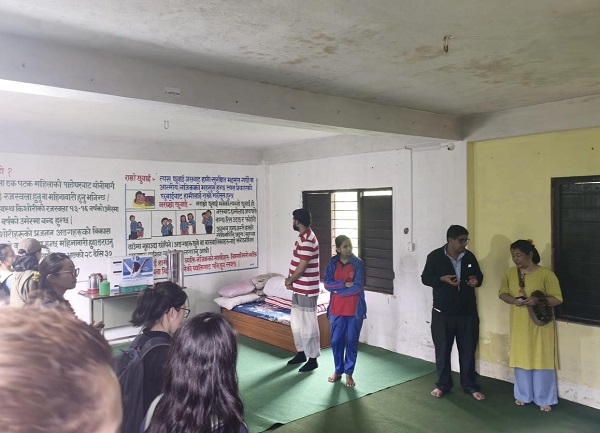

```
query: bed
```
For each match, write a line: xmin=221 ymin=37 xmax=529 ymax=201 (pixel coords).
xmin=222 ymin=301 xmax=331 ymax=353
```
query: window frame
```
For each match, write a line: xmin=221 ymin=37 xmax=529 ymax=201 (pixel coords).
xmin=303 ymin=188 xmax=394 ymax=294
xmin=552 ymin=175 xmax=600 ymax=326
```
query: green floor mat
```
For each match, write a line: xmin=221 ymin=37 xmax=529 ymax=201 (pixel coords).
xmin=237 ymin=336 xmax=436 ymax=433
xmin=268 ymin=372 xmax=600 ymax=433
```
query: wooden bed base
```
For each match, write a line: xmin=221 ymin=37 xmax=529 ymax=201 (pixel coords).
xmin=222 ymin=307 xmax=331 ymax=353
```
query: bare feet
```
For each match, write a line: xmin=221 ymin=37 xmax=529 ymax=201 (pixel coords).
xmin=471 ymin=391 xmax=485 ymax=401
xmin=540 ymin=405 xmax=552 ymax=412
xmin=431 ymin=388 xmax=444 ymax=398
xmin=515 ymin=400 xmax=525 ymax=406
xmin=346 ymin=374 xmax=355 ymax=387
xmin=328 ymin=373 xmax=341 ymax=383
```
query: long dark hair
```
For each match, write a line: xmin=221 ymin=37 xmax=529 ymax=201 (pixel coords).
xmin=510 ymin=239 xmax=541 ymax=264
xmin=130 ymin=282 xmax=187 ymax=330
xmin=146 ymin=313 xmax=244 ymax=433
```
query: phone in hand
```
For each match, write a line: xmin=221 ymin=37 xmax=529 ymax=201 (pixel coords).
xmin=515 ymin=296 xmax=527 ymax=306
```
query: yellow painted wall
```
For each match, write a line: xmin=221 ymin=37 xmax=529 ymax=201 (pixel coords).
xmin=470 ymin=127 xmax=600 ymax=394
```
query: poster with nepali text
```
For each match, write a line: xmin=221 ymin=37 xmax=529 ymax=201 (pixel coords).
xmin=0 ymin=153 xmax=259 ymax=282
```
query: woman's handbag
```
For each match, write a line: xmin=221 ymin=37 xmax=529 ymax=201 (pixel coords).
xmin=518 ymin=268 xmax=553 ymax=326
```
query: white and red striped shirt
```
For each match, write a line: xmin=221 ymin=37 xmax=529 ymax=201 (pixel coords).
xmin=288 ymin=227 xmax=320 ymax=296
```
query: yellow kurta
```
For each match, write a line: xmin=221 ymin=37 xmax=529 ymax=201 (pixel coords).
xmin=499 ymin=267 xmax=563 ymax=370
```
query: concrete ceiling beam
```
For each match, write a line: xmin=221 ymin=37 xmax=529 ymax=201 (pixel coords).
xmin=0 ymin=32 xmax=461 ymax=141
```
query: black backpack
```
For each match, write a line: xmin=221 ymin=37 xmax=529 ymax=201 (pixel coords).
xmin=113 ymin=334 xmax=170 ymax=433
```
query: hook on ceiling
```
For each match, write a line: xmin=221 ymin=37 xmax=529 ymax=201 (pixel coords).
xmin=443 ymin=35 xmax=454 ymax=53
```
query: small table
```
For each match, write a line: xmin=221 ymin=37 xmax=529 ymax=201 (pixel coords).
xmin=78 ymin=290 xmax=145 ymax=338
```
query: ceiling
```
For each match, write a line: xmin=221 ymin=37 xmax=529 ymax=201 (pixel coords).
xmin=1 ymin=0 xmax=599 ymax=155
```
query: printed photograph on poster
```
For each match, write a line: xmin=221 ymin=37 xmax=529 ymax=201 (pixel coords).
xmin=128 ymin=189 xmax=155 ymax=209
xmin=108 ymin=255 xmax=154 ymax=292
xmin=122 ymin=255 xmax=154 ymax=279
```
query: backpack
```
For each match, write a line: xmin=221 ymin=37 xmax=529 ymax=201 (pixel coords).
xmin=113 ymin=334 xmax=170 ymax=433
xmin=10 ymin=270 xmax=37 ymax=306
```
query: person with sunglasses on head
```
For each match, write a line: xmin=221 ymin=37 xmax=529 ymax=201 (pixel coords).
xmin=421 ymin=225 xmax=485 ymax=401
xmin=129 ymin=282 xmax=188 ymax=417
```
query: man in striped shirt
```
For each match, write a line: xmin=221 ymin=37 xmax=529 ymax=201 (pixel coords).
xmin=285 ymin=208 xmax=321 ymax=372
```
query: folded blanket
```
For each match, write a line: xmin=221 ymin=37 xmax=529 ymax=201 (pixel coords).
xmin=264 ymin=296 xmax=329 ymax=313
xmin=264 ymin=296 xmax=292 ymax=309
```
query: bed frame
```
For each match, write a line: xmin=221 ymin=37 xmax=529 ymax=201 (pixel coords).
xmin=222 ymin=307 xmax=331 ymax=353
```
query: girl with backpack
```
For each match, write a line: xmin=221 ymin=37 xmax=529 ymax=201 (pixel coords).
xmin=129 ymin=282 xmax=188 ymax=416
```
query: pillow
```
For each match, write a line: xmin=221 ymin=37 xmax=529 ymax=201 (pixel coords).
xmin=214 ymin=293 xmax=261 ymax=310
xmin=263 ymin=275 xmax=292 ymax=301
xmin=217 ymin=279 xmax=256 ymax=298
xmin=251 ymin=273 xmax=283 ymax=290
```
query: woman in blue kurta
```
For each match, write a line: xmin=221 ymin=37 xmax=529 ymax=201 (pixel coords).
xmin=323 ymin=235 xmax=366 ymax=387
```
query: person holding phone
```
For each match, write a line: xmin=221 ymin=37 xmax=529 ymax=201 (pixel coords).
xmin=421 ymin=225 xmax=485 ymax=401
xmin=498 ymin=239 xmax=563 ymax=412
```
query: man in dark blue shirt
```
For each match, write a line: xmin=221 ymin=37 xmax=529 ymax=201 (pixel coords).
xmin=421 ymin=224 xmax=485 ymax=401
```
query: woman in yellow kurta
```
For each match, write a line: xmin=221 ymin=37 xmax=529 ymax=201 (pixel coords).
xmin=499 ymin=239 xmax=563 ymax=412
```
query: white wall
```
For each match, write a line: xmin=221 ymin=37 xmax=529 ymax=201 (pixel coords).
xmin=266 ymin=142 xmax=468 ymax=363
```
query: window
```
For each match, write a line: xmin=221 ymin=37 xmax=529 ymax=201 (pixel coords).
xmin=303 ymin=189 xmax=394 ymax=294
xmin=552 ymin=176 xmax=600 ymax=326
